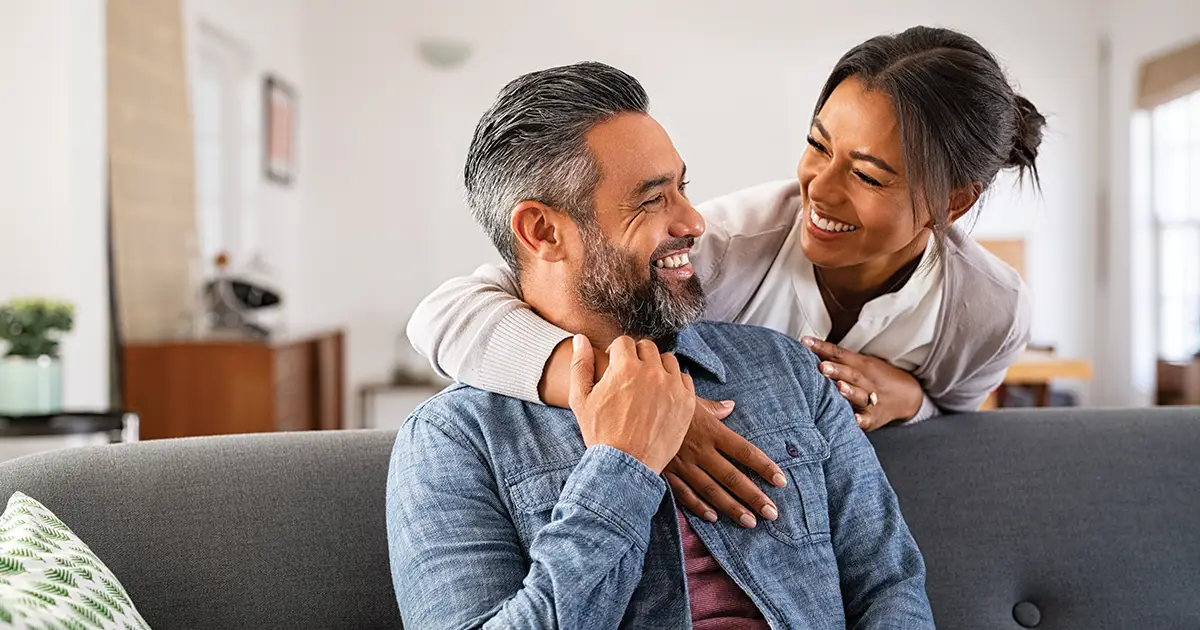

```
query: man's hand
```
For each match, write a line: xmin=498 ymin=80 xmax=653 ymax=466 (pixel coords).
xmin=802 ymin=337 xmax=924 ymax=431
xmin=569 ymin=334 xmax=696 ymax=474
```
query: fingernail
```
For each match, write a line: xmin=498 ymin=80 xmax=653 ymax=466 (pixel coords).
xmin=762 ymin=505 xmax=779 ymax=521
xmin=772 ymin=473 xmax=788 ymax=487
xmin=821 ymin=363 xmax=835 ymax=376
xmin=703 ymin=511 xmax=718 ymax=523
xmin=840 ymin=382 xmax=851 ymax=394
xmin=739 ymin=513 xmax=757 ymax=528
xmin=573 ymin=334 xmax=583 ymax=351
xmin=855 ymin=414 xmax=866 ymax=428
xmin=721 ymin=400 xmax=735 ymax=409
xmin=802 ymin=337 xmax=815 ymax=347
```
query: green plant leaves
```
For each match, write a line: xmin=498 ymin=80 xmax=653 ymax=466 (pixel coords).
xmin=0 ymin=298 xmax=74 ymax=359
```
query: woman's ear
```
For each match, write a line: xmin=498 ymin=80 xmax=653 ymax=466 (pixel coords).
xmin=511 ymin=201 xmax=570 ymax=264
xmin=946 ymin=182 xmax=984 ymax=224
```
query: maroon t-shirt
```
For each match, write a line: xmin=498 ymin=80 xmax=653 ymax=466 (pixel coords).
xmin=676 ymin=508 xmax=769 ymax=629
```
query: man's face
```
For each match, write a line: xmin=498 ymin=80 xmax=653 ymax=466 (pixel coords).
xmin=573 ymin=113 xmax=707 ymax=343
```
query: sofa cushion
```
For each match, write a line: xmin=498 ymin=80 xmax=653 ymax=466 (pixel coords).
xmin=0 ymin=492 xmax=150 ymax=629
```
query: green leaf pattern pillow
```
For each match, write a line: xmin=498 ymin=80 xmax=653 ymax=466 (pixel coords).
xmin=0 ymin=493 xmax=150 ymax=629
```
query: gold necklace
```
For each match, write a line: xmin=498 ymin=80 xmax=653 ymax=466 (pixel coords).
xmin=814 ymin=262 xmax=920 ymax=314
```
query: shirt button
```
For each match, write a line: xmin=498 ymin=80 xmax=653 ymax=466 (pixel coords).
xmin=1013 ymin=602 xmax=1041 ymax=628
xmin=786 ymin=444 xmax=799 ymax=457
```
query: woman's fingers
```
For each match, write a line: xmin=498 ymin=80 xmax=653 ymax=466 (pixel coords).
xmin=819 ymin=361 xmax=868 ymax=388
xmin=665 ymin=471 xmax=718 ymax=523
xmin=855 ymin=410 xmax=891 ymax=432
xmin=802 ymin=337 xmax=856 ymax=365
xmin=699 ymin=455 xmax=780 ymax=523
xmin=676 ymin=462 xmax=764 ymax=528
xmin=711 ymin=420 xmax=786 ymax=488
xmin=837 ymin=380 xmax=873 ymax=409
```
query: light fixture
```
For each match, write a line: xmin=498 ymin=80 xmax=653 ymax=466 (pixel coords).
xmin=417 ymin=40 xmax=472 ymax=70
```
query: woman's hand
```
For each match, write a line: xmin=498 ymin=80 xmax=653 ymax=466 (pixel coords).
xmin=664 ymin=398 xmax=788 ymax=528
xmin=802 ymin=337 xmax=924 ymax=432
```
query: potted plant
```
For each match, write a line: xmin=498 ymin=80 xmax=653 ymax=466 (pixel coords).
xmin=0 ymin=298 xmax=74 ymax=415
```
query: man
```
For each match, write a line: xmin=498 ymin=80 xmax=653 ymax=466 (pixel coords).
xmin=387 ymin=62 xmax=933 ymax=629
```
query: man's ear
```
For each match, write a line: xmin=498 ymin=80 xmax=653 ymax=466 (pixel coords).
xmin=511 ymin=201 xmax=571 ymax=264
xmin=946 ymin=182 xmax=983 ymax=225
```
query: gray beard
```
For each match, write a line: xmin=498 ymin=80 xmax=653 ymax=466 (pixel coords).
xmin=575 ymin=231 xmax=706 ymax=346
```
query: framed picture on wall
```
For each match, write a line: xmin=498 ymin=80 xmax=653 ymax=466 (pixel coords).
xmin=263 ymin=74 xmax=296 ymax=185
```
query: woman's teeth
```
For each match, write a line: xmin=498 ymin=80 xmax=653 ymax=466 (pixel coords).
xmin=811 ymin=209 xmax=858 ymax=233
xmin=654 ymin=253 xmax=691 ymax=269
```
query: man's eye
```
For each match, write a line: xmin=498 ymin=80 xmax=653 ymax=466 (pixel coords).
xmin=641 ymin=194 xmax=666 ymax=209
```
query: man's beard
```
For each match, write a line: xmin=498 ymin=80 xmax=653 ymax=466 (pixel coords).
xmin=575 ymin=231 xmax=706 ymax=347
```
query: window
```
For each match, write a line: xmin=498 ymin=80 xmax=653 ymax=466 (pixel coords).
xmin=192 ymin=25 xmax=250 ymax=276
xmin=1151 ymin=90 xmax=1200 ymax=361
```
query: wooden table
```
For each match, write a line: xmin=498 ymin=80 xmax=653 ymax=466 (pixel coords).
xmin=986 ymin=350 xmax=1094 ymax=408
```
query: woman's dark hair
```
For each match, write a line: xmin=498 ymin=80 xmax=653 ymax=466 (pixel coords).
xmin=814 ymin=26 xmax=1046 ymax=259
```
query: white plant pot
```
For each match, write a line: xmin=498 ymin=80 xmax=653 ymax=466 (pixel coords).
xmin=0 ymin=355 xmax=63 ymax=415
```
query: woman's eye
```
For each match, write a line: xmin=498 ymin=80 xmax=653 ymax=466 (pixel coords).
xmin=806 ymin=136 xmax=829 ymax=154
xmin=855 ymin=171 xmax=883 ymax=187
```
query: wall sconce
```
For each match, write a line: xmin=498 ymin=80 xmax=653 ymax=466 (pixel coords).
xmin=417 ymin=40 xmax=472 ymax=70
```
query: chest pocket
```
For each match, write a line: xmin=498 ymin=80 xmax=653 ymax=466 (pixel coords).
xmin=747 ymin=425 xmax=831 ymax=546
xmin=508 ymin=464 xmax=576 ymax=542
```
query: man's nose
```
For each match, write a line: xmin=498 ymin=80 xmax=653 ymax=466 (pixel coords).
xmin=669 ymin=197 xmax=705 ymax=239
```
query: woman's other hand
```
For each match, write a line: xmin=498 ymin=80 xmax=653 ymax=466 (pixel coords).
xmin=802 ymin=337 xmax=924 ymax=432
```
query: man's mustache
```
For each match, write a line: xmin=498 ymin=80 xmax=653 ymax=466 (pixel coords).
xmin=649 ymin=237 xmax=696 ymax=263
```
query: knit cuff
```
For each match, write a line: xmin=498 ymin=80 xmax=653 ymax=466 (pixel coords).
xmin=474 ymin=307 xmax=572 ymax=404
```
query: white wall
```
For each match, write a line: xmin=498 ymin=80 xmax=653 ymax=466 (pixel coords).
xmin=0 ymin=0 xmax=108 ymax=410
xmin=1101 ymin=0 xmax=1200 ymax=406
xmin=183 ymin=0 xmax=305 ymax=323
xmin=297 ymin=0 xmax=1105 ymax=409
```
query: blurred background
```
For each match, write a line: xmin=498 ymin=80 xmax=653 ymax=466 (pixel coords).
xmin=0 ymin=0 xmax=1197 ymax=446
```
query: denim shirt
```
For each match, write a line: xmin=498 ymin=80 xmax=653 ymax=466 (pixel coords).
xmin=387 ymin=321 xmax=934 ymax=629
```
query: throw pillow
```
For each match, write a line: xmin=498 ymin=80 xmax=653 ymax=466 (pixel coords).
xmin=0 ymin=492 xmax=150 ymax=629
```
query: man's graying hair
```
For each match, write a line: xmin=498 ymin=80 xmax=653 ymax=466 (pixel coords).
xmin=464 ymin=62 xmax=650 ymax=270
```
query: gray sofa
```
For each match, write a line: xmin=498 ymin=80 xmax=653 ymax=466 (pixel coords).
xmin=0 ymin=408 xmax=1197 ymax=629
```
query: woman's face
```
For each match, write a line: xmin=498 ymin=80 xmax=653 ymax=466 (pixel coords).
xmin=797 ymin=76 xmax=931 ymax=270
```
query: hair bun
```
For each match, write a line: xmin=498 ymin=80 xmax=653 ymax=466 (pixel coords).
xmin=1007 ymin=94 xmax=1046 ymax=172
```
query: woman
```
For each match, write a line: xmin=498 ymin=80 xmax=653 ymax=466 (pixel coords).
xmin=407 ymin=26 xmax=1041 ymax=526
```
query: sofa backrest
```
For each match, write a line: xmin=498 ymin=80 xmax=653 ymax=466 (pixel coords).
xmin=1 ymin=408 xmax=1197 ymax=629
xmin=0 ymin=429 xmax=401 ymax=629
xmin=871 ymin=407 xmax=1200 ymax=629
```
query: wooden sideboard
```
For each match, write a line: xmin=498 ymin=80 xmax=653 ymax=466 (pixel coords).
xmin=122 ymin=329 xmax=344 ymax=440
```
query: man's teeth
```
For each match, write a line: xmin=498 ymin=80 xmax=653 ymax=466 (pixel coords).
xmin=811 ymin=209 xmax=858 ymax=233
xmin=654 ymin=252 xmax=691 ymax=269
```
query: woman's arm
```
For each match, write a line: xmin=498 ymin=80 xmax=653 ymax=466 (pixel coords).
xmin=406 ymin=263 xmax=571 ymax=403
xmin=928 ymin=303 xmax=1032 ymax=414
xmin=406 ymin=180 xmax=803 ymax=406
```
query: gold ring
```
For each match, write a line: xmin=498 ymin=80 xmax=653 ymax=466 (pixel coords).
xmin=868 ymin=392 xmax=879 ymax=406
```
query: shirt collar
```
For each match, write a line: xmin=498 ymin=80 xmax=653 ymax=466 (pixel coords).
xmin=670 ymin=326 xmax=728 ymax=384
